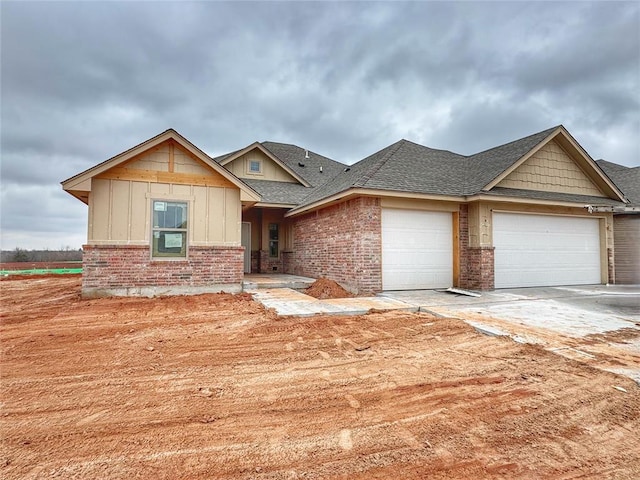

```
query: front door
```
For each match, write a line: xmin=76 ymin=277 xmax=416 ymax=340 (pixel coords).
xmin=241 ymin=222 xmax=251 ymax=273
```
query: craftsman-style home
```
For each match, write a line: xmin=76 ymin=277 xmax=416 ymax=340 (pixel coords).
xmin=62 ymin=125 xmax=631 ymax=297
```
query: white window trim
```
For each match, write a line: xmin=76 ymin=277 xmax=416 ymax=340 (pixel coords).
xmin=247 ymin=159 xmax=263 ymax=175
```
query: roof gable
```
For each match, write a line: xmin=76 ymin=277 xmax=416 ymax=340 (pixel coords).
xmin=222 ymin=148 xmax=299 ymax=184
xmin=217 ymin=142 xmax=311 ymax=187
xmin=494 ymin=139 xmax=607 ymax=197
xmin=481 ymin=126 xmax=625 ymax=201
xmin=62 ymin=129 xmax=260 ymax=204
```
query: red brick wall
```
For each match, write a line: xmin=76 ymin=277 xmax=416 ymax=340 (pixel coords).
xmin=82 ymin=245 xmax=243 ymax=297
xmin=290 ymin=197 xmax=382 ymax=294
xmin=458 ymin=205 xmax=495 ymax=290
xmin=259 ymin=250 xmax=283 ymax=273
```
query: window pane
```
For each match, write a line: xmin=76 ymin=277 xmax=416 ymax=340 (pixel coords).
xmin=152 ymin=231 xmax=187 ymax=257
xmin=153 ymin=201 xmax=187 ymax=229
xmin=269 ymin=223 xmax=278 ymax=240
xmin=249 ymin=160 xmax=261 ymax=172
xmin=269 ymin=240 xmax=278 ymax=257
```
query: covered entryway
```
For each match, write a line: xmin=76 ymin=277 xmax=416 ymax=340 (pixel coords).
xmin=381 ymin=209 xmax=453 ymax=290
xmin=493 ymin=212 xmax=601 ymax=288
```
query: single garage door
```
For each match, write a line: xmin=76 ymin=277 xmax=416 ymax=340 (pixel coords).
xmin=493 ymin=212 xmax=601 ymax=288
xmin=382 ymin=209 xmax=453 ymax=290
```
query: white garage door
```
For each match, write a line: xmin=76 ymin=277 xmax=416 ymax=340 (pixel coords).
xmin=382 ymin=209 xmax=453 ymax=290
xmin=493 ymin=212 xmax=601 ymax=288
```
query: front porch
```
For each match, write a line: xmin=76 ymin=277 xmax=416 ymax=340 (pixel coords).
xmin=241 ymin=206 xmax=294 ymax=274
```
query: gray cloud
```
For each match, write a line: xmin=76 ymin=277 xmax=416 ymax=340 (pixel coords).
xmin=1 ymin=1 xmax=638 ymax=249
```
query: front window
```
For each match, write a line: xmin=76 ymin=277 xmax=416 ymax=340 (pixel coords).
xmin=268 ymin=223 xmax=279 ymax=257
xmin=152 ymin=200 xmax=188 ymax=258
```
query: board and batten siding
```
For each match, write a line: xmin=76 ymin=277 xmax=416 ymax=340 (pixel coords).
xmin=613 ymin=215 xmax=640 ymax=284
xmin=88 ymin=178 xmax=241 ymax=246
xmin=224 ymin=150 xmax=298 ymax=183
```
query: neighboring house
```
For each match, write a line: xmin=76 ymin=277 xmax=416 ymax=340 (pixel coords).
xmin=62 ymin=125 xmax=629 ymax=297
xmin=595 ymin=160 xmax=640 ymax=284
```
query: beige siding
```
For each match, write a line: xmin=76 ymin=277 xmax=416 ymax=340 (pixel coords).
xmin=192 ymin=186 xmax=208 ymax=244
xmin=174 ymin=148 xmax=210 ymax=175
xmin=613 ymin=215 xmax=640 ymax=284
xmin=88 ymin=178 xmax=241 ymax=246
xmin=90 ymin=179 xmax=110 ymax=241
xmin=110 ymin=181 xmax=130 ymax=240
xmin=207 ymin=188 xmax=225 ymax=244
xmin=225 ymin=150 xmax=298 ymax=183
xmin=130 ymin=182 xmax=149 ymax=241
xmin=127 ymin=144 xmax=170 ymax=171
xmin=380 ymin=197 xmax=459 ymax=212
xmin=496 ymin=140 xmax=606 ymax=197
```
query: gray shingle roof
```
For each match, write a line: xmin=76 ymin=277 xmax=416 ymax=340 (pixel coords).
xmin=295 ymin=127 xmax=560 ymax=208
xmin=298 ymin=140 xmax=468 ymax=206
xmin=596 ymin=160 xmax=640 ymax=205
xmin=464 ymin=126 xmax=559 ymax=193
xmin=240 ymin=179 xmax=314 ymax=205
xmin=217 ymin=126 xmax=626 ymax=210
xmin=261 ymin=142 xmax=346 ymax=188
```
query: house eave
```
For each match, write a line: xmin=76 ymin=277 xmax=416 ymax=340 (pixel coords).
xmin=285 ymin=188 xmax=466 ymax=217
xmin=61 ymin=129 xmax=262 ymax=203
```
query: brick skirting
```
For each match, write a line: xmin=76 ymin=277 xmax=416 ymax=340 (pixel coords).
xmin=82 ymin=244 xmax=244 ymax=297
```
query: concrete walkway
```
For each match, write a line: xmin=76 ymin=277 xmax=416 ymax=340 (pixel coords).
xmin=248 ymin=288 xmax=417 ymax=317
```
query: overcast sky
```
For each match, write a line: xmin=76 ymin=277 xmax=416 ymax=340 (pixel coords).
xmin=1 ymin=1 xmax=639 ymax=250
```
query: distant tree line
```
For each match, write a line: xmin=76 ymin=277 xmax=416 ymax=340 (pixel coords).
xmin=0 ymin=248 xmax=83 ymax=263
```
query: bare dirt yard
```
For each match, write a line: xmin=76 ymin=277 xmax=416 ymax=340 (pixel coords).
xmin=1 ymin=277 xmax=639 ymax=479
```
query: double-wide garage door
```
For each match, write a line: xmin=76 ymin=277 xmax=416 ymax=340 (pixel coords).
xmin=381 ymin=209 xmax=453 ymax=290
xmin=382 ymin=209 xmax=602 ymax=291
xmin=493 ymin=212 xmax=601 ymax=288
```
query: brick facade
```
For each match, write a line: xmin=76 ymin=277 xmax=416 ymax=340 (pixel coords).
xmin=458 ymin=205 xmax=495 ymax=290
xmin=259 ymin=250 xmax=283 ymax=273
xmin=82 ymin=244 xmax=244 ymax=297
xmin=289 ymin=197 xmax=382 ymax=294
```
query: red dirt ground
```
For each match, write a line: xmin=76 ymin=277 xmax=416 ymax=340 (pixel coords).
xmin=1 ymin=277 xmax=639 ymax=479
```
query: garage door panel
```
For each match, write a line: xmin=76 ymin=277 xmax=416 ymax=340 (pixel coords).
xmin=494 ymin=213 xmax=601 ymax=288
xmin=382 ymin=209 xmax=453 ymax=290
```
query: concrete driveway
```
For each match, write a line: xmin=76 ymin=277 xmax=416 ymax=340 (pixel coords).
xmin=381 ymin=285 xmax=640 ymax=383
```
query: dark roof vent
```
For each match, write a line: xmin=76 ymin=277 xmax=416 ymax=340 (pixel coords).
xmin=344 ymin=167 xmax=351 ymax=172
xmin=298 ymin=162 xmax=305 ymax=167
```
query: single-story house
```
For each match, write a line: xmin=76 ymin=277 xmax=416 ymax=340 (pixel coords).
xmin=595 ymin=160 xmax=640 ymax=284
xmin=62 ymin=125 xmax=631 ymax=297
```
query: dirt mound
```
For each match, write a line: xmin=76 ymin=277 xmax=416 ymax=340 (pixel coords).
xmin=305 ymin=277 xmax=354 ymax=299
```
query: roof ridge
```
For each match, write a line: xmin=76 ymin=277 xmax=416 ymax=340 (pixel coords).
xmin=466 ymin=125 xmax=560 ymax=159
xmin=354 ymin=140 xmax=406 ymax=187
xmin=400 ymin=138 xmax=463 ymax=157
